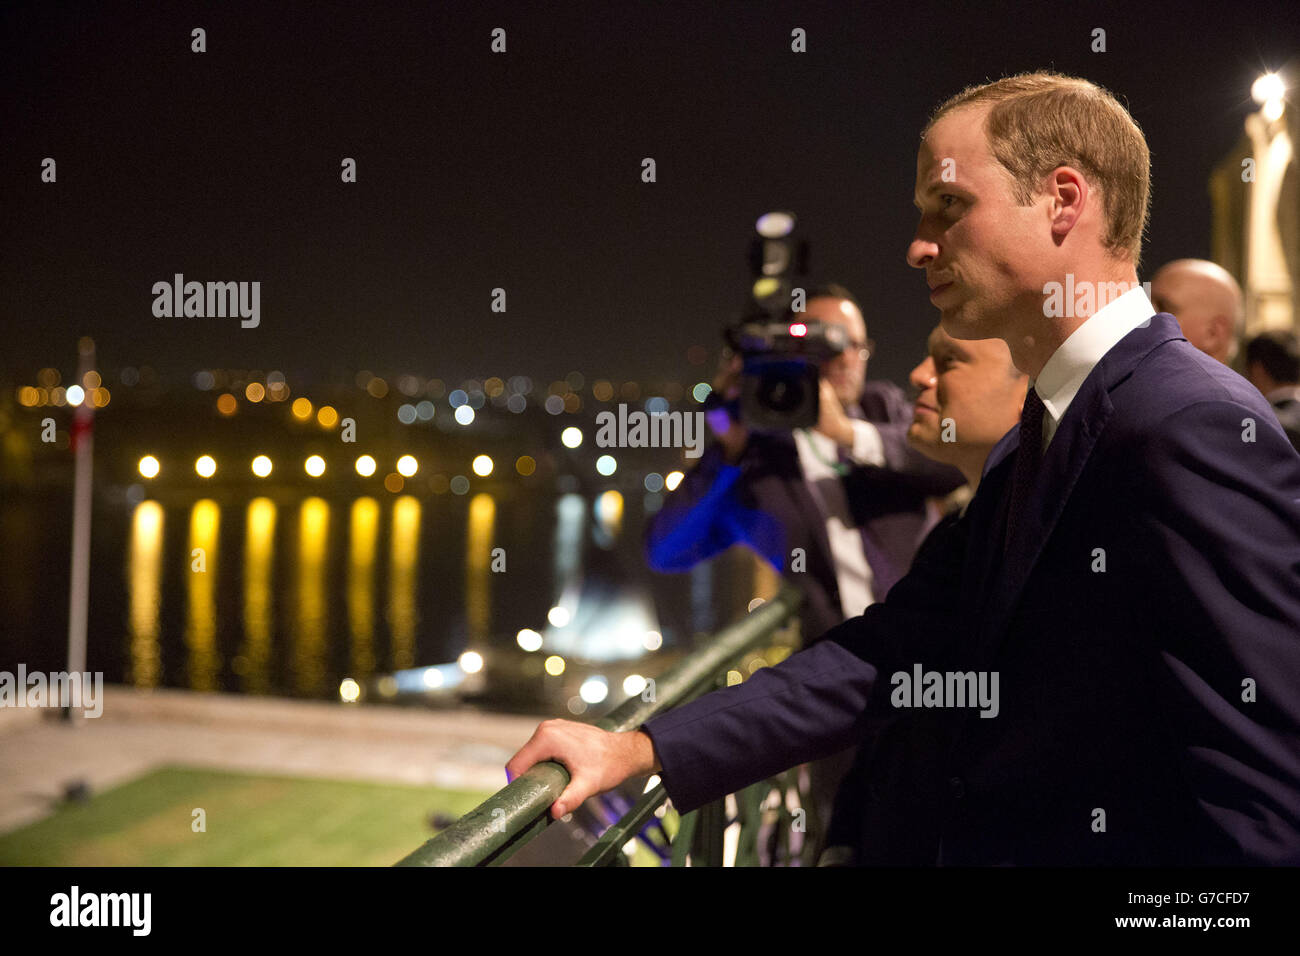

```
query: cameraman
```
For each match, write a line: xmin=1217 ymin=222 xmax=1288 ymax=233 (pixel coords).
xmin=644 ymin=283 xmax=963 ymax=853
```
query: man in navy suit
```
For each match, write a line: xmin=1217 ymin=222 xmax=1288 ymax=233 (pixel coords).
xmin=1245 ymin=330 xmax=1300 ymax=453
xmin=507 ymin=72 xmax=1300 ymax=865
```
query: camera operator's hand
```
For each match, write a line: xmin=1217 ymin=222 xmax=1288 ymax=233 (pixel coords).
xmin=505 ymin=721 xmax=661 ymax=820
xmin=814 ymin=378 xmax=856 ymax=450
xmin=709 ymin=352 xmax=750 ymax=464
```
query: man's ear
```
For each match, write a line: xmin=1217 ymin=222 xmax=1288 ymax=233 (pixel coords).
xmin=1210 ymin=312 xmax=1234 ymax=349
xmin=1047 ymin=167 xmax=1087 ymax=243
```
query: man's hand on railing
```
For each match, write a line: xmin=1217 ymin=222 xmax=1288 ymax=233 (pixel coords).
xmin=506 ymin=721 xmax=662 ymax=820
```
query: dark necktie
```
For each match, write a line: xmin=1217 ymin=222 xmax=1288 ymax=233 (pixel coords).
xmin=1003 ymin=387 xmax=1045 ymax=556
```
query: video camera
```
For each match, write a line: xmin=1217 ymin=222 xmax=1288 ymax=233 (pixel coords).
xmin=721 ymin=211 xmax=847 ymax=430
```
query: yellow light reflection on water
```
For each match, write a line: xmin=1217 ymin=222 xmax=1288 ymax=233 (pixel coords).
xmin=388 ymin=495 xmax=422 ymax=670
xmin=348 ymin=497 xmax=379 ymax=679
xmin=465 ymin=493 xmax=496 ymax=648
xmin=596 ymin=489 xmax=624 ymax=539
xmin=240 ymin=497 xmax=277 ymax=694
xmin=185 ymin=499 xmax=221 ymax=691
xmin=294 ymin=497 xmax=330 ymax=696
xmin=127 ymin=500 xmax=164 ymax=688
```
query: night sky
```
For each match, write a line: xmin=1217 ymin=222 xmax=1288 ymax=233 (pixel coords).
xmin=3 ymin=0 xmax=1296 ymax=389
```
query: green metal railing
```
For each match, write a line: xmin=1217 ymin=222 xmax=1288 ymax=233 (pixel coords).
xmin=395 ymin=583 xmax=806 ymax=867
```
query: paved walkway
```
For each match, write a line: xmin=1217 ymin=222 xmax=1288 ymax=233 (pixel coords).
xmin=0 ymin=685 xmax=547 ymax=835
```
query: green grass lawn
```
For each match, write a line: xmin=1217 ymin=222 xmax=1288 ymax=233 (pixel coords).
xmin=0 ymin=766 xmax=493 ymax=867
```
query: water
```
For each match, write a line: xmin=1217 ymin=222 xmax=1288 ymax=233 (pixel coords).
xmin=0 ymin=483 xmax=741 ymax=706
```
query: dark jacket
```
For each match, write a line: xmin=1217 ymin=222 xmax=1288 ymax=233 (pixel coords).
xmin=1269 ymin=388 xmax=1300 ymax=453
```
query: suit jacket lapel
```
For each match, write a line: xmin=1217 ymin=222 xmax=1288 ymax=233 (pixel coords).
xmin=982 ymin=379 xmax=1113 ymax=641
xmin=970 ymin=312 xmax=1185 ymax=657
xmin=962 ymin=428 xmax=1016 ymax=615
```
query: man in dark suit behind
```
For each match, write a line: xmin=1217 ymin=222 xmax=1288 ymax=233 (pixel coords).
xmin=508 ymin=72 xmax=1300 ymax=865
xmin=1245 ymin=329 xmax=1300 ymax=452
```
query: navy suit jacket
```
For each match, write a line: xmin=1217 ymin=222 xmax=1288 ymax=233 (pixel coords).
xmin=645 ymin=379 xmax=964 ymax=642
xmin=643 ymin=314 xmax=1300 ymax=864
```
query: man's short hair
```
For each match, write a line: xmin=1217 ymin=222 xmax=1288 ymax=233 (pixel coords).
xmin=1245 ymin=330 xmax=1300 ymax=385
xmin=785 ymin=283 xmax=866 ymax=335
xmin=924 ymin=71 xmax=1151 ymax=266
xmin=804 ymin=283 xmax=861 ymax=313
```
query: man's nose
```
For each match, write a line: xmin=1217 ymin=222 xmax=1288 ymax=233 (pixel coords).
xmin=909 ymin=356 xmax=936 ymax=391
xmin=907 ymin=235 xmax=938 ymax=269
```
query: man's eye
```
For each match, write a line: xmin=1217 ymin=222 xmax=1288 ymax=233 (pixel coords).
xmin=941 ymin=194 xmax=958 ymax=209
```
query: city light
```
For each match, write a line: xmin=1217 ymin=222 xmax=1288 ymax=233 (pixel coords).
xmin=355 ymin=454 xmax=376 ymax=477
xmin=216 ymin=393 xmax=237 ymax=416
xmin=305 ymin=455 xmax=326 ymax=477
xmin=138 ymin=455 xmax=160 ymax=479
xmin=623 ymin=674 xmax=647 ymax=696
xmin=458 ymin=651 xmax=484 ymax=674
xmin=195 ymin=455 xmax=216 ymax=478
xmin=339 ymin=678 xmax=361 ymax=703
xmin=317 ymin=405 xmax=339 ymax=428
xmin=1254 ymin=72 xmax=1287 ymax=123
xmin=547 ymin=605 xmax=571 ymax=628
xmin=454 ymin=405 xmax=475 ymax=426
xmin=245 ymin=382 xmax=266 ymax=403
xmin=472 ymin=455 xmax=493 ymax=477
xmin=644 ymin=630 xmax=663 ymax=651
xmin=544 ymin=655 xmax=566 ymax=676
xmin=516 ymin=628 xmax=543 ymax=652
xmin=1252 ymin=72 xmax=1286 ymax=105
xmin=580 ymin=676 xmax=609 ymax=704
xmin=596 ymin=454 xmax=617 ymax=476
xmin=396 ymin=454 xmax=419 ymax=477
xmin=251 ymin=455 xmax=273 ymax=477
xmin=291 ymin=397 xmax=313 ymax=420
xmin=515 ymin=455 xmax=536 ymax=476
xmin=561 ymin=426 xmax=583 ymax=448
xmin=66 ymin=385 xmax=85 ymax=407
xmin=422 ymin=668 xmax=444 ymax=688
xmin=665 ymin=470 xmax=684 ymax=491
xmin=692 ymin=382 xmax=712 ymax=403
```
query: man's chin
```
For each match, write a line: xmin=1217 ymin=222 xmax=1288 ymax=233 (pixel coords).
xmin=939 ymin=304 xmax=992 ymax=342
xmin=906 ymin=427 xmax=939 ymax=451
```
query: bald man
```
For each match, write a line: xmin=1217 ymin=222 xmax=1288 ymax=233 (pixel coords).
xmin=1150 ymin=259 xmax=1244 ymax=365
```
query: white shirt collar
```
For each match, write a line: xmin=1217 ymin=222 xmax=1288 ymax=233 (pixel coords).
xmin=1033 ymin=284 xmax=1155 ymax=429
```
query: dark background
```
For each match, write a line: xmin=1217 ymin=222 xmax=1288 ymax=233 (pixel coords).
xmin=3 ymin=0 xmax=1296 ymax=389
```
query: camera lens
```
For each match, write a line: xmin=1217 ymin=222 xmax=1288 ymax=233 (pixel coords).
xmin=759 ymin=372 xmax=806 ymax=413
